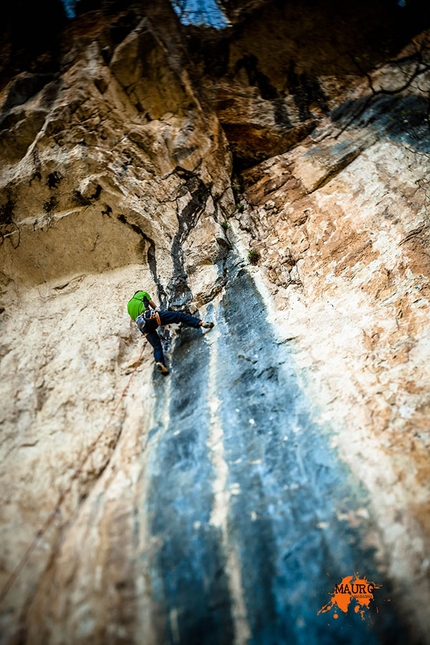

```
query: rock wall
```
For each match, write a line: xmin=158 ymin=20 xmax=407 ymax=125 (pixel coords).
xmin=1 ymin=1 xmax=430 ymax=644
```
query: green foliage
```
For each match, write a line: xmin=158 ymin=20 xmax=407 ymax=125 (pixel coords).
xmin=248 ymin=248 xmax=260 ymax=265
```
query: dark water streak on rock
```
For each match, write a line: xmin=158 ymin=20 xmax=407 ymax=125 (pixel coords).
xmin=144 ymin=258 xmax=414 ymax=645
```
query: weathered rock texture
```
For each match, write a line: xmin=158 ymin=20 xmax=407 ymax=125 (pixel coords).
xmin=1 ymin=1 xmax=430 ymax=644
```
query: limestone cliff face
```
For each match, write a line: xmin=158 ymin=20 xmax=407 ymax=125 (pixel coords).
xmin=1 ymin=1 xmax=430 ymax=644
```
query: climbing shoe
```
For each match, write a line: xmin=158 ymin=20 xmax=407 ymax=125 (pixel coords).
xmin=156 ymin=362 xmax=169 ymax=376
xmin=200 ymin=322 xmax=214 ymax=330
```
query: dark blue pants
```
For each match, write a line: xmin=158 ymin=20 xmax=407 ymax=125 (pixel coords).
xmin=143 ymin=310 xmax=201 ymax=365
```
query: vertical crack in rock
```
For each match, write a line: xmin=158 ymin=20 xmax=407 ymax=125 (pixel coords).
xmin=143 ymin=257 xmax=416 ymax=645
xmin=116 ymin=214 xmax=167 ymax=304
xmin=168 ymin=167 xmax=212 ymax=309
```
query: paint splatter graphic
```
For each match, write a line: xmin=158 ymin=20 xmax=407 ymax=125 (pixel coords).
xmin=318 ymin=574 xmax=381 ymax=620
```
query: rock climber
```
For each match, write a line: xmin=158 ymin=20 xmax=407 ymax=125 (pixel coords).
xmin=127 ymin=290 xmax=214 ymax=375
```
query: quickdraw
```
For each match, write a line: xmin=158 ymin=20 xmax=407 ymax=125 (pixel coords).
xmin=150 ymin=310 xmax=162 ymax=327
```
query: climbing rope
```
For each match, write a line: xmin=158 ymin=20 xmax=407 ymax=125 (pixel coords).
xmin=0 ymin=341 xmax=147 ymax=605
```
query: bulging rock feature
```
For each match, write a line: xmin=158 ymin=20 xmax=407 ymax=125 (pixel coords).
xmin=1 ymin=1 xmax=430 ymax=644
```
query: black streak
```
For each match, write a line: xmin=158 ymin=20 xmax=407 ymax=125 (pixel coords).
xmin=117 ymin=214 xmax=167 ymax=306
xmin=168 ymin=167 xmax=212 ymax=310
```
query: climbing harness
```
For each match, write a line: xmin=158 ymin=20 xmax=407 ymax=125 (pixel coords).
xmin=136 ymin=309 xmax=161 ymax=333
xmin=0 ymin=341 xmax=147 ymax=605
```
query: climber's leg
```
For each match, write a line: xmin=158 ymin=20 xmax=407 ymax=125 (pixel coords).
xmin=145 ymin=329 xmax=166 ymax=366
xmin=159 ymin=310 xmax=213 ymax=329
